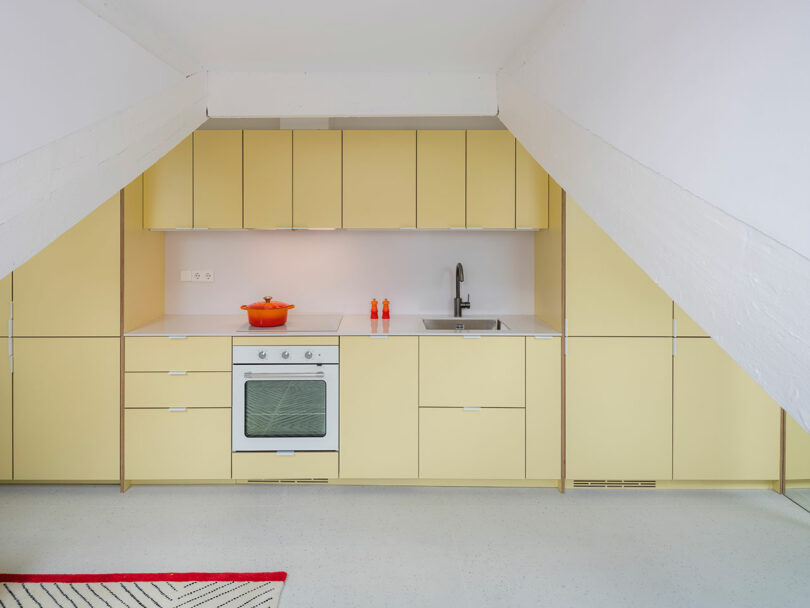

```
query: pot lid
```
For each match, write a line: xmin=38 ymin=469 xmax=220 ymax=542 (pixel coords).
xmin=244 ymin=296 xmax=293 ymax=310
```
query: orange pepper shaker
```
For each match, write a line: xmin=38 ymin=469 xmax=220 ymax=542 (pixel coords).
xmin=382 ymin=298 xmax=390 ymax=319
xmin=370 ymin=299 xmax=379 ymax=319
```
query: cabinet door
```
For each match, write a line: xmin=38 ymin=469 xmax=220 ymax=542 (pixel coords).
xmin=566 ymin=198 xmax=672 ymax=336
xmin=673 ymin=338 xmax=779 ymax=480
xmin=125 ymin=408 xmax=230 ymax=480
xmin=14 ymin=196 xmax=120 ymax=337
xmin=419 ymin=336 xmax=524 ymax=407
xmin=466 ymin=130 xmax=515 ymax=229
xmin=786 ymin=414 xmax=810 ymax=480
xmin=193 ymin=130 xmax=243 ymax=228
xmin=14 ymin=338 xmax=120 ymax=481
xmin=343 ymin=130 xmax=416 ymax=229
xmin=417 ymin=130 xmax=466 ymax=229
xmin=0 ymin=348 xmax=10 ymax=480
xmin=0 ymin=273 xmax=9 ymax=335
xmin=243 ymin=130 xmax=292 ymax=229
xmin=566 ymin=338 xmax=672 ymax=480
xmin=144 ymin=135 xmax=192 ymax=229
xmin=526 ymin=337 xmax=561 ymax=479
xmin=293 ymin=130 xmax=342 ymax=228
xmin=339 ymin=336 xmax=418 ymax=478
xmin=674 ymin=303 xmax=708 ymax=337
xmin=419 ymin=408 xmax=524 ymax=479
xmin=516 ymin=141 xmax=549 ymax=229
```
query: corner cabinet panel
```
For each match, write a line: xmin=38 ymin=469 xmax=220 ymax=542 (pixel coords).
xmin=292 ymin=130 xmax=342 ymax=229
xmin=339 ymin=336 xmax=419 ymax=478
xmin=516 ymin=141 xmax=549 ymax=229
xmin=13 ymin=338 xmax=120 ymax=481
xmin=416 ymin=130 xmax=466 ymax=228
xmin=144 ymin=135 xmax=193 ymax=229
xmin=343 ymin=130 xmax=416 ymax=229
xmin=466 ymin=130 xmax=516 ymax=229
xmin=193 ymin=130 xmax=243 ymax=228
xmin=566 ymin=338 xmax=672 ymax=480
xmin=13 ymin=196 xmax=120 ymax=337
xmin=0 ymin=348 xmax=10 ymax=480
xmin=243 ymin=130 xmax=293 ymax=229
xmin=526 ymin=337 xmax=561 ymax=479
xmin=673 ymin=338 xmax=779 ymax=480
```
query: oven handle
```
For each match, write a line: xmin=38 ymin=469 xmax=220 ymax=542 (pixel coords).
xmin=243 ymin=371 xmax=326 ymax=380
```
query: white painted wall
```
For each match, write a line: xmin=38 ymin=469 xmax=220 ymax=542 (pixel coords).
xmin=498 ymin=1 xmax=810 ymax=429
xmin=164 ymin=231 xmax=534 ymax=316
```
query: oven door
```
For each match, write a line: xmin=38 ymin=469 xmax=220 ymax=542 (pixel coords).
xmin=232 ymin=364 xmax=339 ymax=451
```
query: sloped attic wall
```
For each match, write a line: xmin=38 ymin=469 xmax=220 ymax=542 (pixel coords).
xmin=0 ymin=0 xmax=206 ymax=278
xmin=497 ymin=1 xmax=810 ymax=429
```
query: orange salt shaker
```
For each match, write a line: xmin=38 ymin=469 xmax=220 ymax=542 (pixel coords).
xmin=382 ymin=298 xmax=390 ymax=319
xmin=370 ymin=299 xmax=379 ymax=319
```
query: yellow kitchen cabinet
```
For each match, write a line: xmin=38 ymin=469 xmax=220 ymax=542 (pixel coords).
xmin=13 ymin=338 xmax=119 ymax=481
xmin=125 ymin=408 xmax=231 ymax=480
xmin=416 ymin=130 xmax=466 ymax=228
xmin=14 ymin=196 xmax=120 ymax=337
xmin=343 ymin=130 xmax=416 ymax=229
xmin=125 ymin=372 xmax=231 ymax=408
xmin=419 ymin=408 xmax=525 ymax=479
xmin=232 ymin=452 xmax=338 ymax=480
xmin=293 ymin=130 xmax=342 ymax=229
xmin=0 ymin=348 xmax=10 ymax=480
xmin=566 ymin=338 xmax=672 ymax=480
xmin=243 ymin=130 xmax=292 ymax=229
xmin=193 ymin=130 xmax=243 ymax=228
xmin=526 ymin=337 xmax=561 ymax=479
xmin=673 ymin=338 xmax=779 ymax=480
xmin=144 ymin=134 xmax=192 ymax=229
xmin=566 ymin=199 xmax=672 ymax=336
xmin=125 ymin=337 xmax=231 ymax=372
xmin=339 ymin=336 xmax=418 ymax=478
xmin=516 ymin=141 xmax=549 ymax=229
xmin=466 ymin=130 xmax=515 ymax=229
xmin=419 ymin=336 xmax=524 ymax=407
xmin=786 ymin=414 xmax=810 ymax=480
xmin=674 ymin=303 xmax=709 ymax=337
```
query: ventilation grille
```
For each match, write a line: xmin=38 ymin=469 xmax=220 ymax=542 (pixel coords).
xmin=573 ymin=480 xmax=656 ymax=488
xmin=246 ymin=478 xmax=329 ymax=485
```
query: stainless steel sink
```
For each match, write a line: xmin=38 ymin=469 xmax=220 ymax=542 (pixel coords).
xmin=422 ymin=318 xmax=506 ymax=331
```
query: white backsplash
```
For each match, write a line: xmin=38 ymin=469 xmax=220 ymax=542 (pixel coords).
xmin=164 ymin=230 xmax=534 ymax=315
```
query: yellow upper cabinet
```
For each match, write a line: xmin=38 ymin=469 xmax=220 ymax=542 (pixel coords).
xmin=416 ymin=130 xmax=466 ymax=228
xmin=144 ymin=135 xmax=192 ymax=229
xmin=673 ymin=338 xmax=779 ymax=480
xmin=516 ymin=141 xmax=549 ymax=229
xmin=566 ymin=337 xmax=672 ymax=480
xmin=566 ymin=198 xmax=672 ymax=336
xmin=243 ymin=130 xmax=293 ymax=229
xmin=14 ymin=196 xmax=120 ymax=337
xmin=526 ymin=337 xmax=561 ymax=479
xmin=293 ymin=130 xmax=342 ymax=229
xmin=466 ymin=130 xmax=515 ymax=229
xmin=193 ymin=130 xmax=243 ymax=228
xmin=343 ymin=130 xmax=416 ymax=229
xmin=0 ymin=273 xmax=9 ymax=336
xmin=674 ymin=303 xmax=708 ymax=337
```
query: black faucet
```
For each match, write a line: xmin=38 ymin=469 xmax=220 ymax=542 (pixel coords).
xmin=454 ymin=263 xmax=471 ymax=317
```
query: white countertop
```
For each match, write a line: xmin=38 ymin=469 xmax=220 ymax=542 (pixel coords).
xmin=125 ymin=313 xmax=561 ymax=337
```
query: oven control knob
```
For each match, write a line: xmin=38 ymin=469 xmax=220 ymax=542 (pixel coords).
xmin=281 ymin=351 xmax=290 ymax=359
xmin=305 ymin=351 xmax=313 ymax=359
xmin=257 ymin=350 xmax=267 ymax=359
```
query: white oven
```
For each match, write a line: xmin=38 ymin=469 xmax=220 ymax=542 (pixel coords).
xmin=232 ymin=345 xmax=339 ymax=451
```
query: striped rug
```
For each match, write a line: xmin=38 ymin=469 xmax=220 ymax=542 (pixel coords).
xmin=0 ymin=572 xmax=286 ymax=608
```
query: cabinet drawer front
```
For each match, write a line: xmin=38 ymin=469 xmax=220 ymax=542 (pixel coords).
xmin=125 ymin=408 xmax=231 ymax=480
xmin=419 ymin=336 xmax=525 ymax=407
xmin=419 ymin=408 xmax=525 ymax=479
xmin=125 ymin=337 xmax=231 ymax=371
xmin=125 ymin=372 xmax=231 ymax=408
xmin=232 ymin=452 xmax=338 ymax=480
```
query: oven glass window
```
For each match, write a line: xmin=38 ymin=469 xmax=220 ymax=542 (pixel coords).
xmin=244 ymin=380 xmax=327 ymax=437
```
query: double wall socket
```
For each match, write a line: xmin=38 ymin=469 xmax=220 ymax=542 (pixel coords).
xmin=180 ymin=270 xmax=215 ymax=283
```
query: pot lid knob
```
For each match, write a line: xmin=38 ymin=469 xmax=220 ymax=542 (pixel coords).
xmin=263 ymin=296 xmax=273 ymax=303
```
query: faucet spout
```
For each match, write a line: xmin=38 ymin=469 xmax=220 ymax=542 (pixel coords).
xmin=453 ymin=263 xmax=471 ymax=317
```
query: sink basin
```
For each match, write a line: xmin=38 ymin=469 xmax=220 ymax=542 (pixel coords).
xmin=422 ymin=318 xmax=506 ymax=331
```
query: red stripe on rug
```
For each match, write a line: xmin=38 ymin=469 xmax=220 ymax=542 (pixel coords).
xmin=0 ymin=572 xmax=287 ymax=583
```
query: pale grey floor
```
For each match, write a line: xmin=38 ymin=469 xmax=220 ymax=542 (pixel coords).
xmin=1 ymin=485 xmax=809 ymax=608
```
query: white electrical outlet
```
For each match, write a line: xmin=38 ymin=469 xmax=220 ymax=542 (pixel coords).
xmin=181 ymin=270 xmax=214 ymax=282
xmin=202 ymin=271 xmax=215 ymax=282
xmin=191 ymin=271 xmax=202 ymax=282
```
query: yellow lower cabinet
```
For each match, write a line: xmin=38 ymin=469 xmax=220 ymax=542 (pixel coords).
xmin=419 ymin=336 xmax=525 ymax=407
xmin=419 ymin=408 xmax=525 ymax=479
xmin=125 ymin=337 xmax=231 ymax=372
xmin=339 ymin=336 xmax=418 ymax=478
xmin=13 ymin=338 xmax=120 ymax=481
xmin=125 ymin=408 xmax=231 ymax=480
xmin=673 ymin=338 xmax=779 ymax=480
xmin=526 ymin=337 xmax=561 ymax=479
xmin=232 ymin=452 xmax=338 ymax=480
xmin=786 ymin=414 xmax=810 ymax=481
xmin=0 ymin=348 xmax=10 ymax=480
xmin=566 ymin=338 xmax=672 ymax=480
xmin=125 ymin=372 xmax=231 ymax=408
